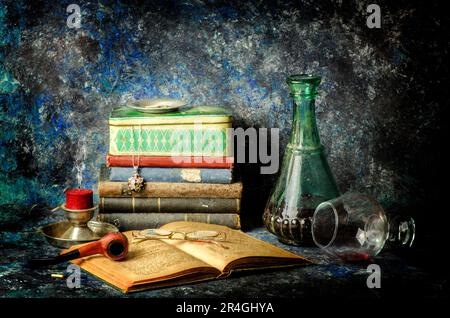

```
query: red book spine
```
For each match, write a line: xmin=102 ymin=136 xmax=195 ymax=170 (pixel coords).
xmin=106 ymin=154 xmax=234 ymax=169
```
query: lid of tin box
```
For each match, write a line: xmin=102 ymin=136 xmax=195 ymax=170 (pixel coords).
xmin=109 ymin=105 xmax=233 ymax=126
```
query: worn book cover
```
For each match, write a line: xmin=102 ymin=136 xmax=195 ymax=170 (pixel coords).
xmin=70 ymin=221 xmax=310 ymax=293
xmin=109 ymin=106 xmax=232 ymax=156
xmin=97 ymin=213 xmax=241 ymax=230
xmin=98 ymin=165 xmax=242 ymax=198
xmin=104 ymin=165 xmax=233 ymax=184
xmin=99 ymin=197 xmax=241 ymax=214
xmin=98 ymin=181 xmax=243 ymax=199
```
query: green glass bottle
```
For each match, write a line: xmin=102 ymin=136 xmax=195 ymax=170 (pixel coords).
xmin=263 ymin=74 xmax=340 ymax=246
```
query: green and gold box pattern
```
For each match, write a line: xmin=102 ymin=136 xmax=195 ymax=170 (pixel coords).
xmin=109 ymin=125 xmax=231 ymax=156
xmin=108 ymin=106 xmax=233 ymax=156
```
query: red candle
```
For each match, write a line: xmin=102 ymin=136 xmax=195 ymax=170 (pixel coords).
xmin=65 ymin=189 xmax=93 ymax=210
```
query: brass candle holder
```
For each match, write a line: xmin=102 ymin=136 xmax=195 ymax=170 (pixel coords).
xmin=58 ymin=204 xmax=99 ymax=241
xmin=40 ymin=205 xmax=119 ymax=249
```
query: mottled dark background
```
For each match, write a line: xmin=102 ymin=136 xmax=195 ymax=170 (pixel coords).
xmin=0 ymin=0 xmax=447 ymax=240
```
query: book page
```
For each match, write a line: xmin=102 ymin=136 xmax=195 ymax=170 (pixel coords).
xmin=71 ymin=232 xmax=219 ymax=292
xmin=160 ymin=221 xmax=309 ymax=272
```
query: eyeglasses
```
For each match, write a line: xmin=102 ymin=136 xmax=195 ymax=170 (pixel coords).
xmin=132 ymin=229 xmax=229 ymax=249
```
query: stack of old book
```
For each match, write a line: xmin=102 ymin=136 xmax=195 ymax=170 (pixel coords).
xmin=97 ymin=101 xmax=242 ymax=230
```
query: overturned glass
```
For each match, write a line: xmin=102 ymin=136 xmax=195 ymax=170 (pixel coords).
xmin=311 ymin=192 xmax=415 ymax=262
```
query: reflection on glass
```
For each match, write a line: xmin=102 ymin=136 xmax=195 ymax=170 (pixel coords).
xmin=311 ymin=193 xmax=415 ymax=262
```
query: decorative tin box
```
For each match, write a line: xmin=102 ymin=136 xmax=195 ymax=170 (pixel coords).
xmin=109 ymin=106 xmax=233 ymax=157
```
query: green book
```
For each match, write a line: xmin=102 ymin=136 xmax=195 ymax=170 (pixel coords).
xmin=99 ymin=197 xmax=241 ymax=214
xmin=97 ymin=213 xmax=241 ymax=230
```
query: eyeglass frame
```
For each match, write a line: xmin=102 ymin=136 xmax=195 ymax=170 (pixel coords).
xmin=131 ymin=229 xmax=228 ymax=245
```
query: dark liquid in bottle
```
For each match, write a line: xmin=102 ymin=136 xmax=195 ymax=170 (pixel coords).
xmin=263 ymin=202 xmax=315 ymax=246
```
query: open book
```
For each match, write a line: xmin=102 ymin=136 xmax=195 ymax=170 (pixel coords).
xmin=71 ymin=221 xmax=310 ymax=293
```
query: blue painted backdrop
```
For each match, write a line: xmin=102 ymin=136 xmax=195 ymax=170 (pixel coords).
xmin=0 ymin=0 xmax=445 ymax=227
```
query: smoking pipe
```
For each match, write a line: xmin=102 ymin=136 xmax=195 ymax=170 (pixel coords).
xmin=27 ymin=232 xmax=128 ymax=268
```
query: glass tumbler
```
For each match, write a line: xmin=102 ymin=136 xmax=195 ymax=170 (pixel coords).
xmin=311 ymin=192 xmax=415 ymax=261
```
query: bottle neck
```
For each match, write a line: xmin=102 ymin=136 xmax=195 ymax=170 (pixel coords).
xmin=388 ymin=216 xmax=416 ymax=248
xmin=288 ymin=95 xmax=323 ymax=152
